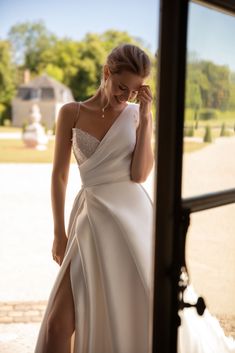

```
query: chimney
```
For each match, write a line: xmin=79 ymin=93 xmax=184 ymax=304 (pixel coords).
xmin=23 ymin=69 xmax=30 ymax=84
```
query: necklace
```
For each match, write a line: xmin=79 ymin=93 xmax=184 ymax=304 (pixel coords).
xmin=101 ymin=96 xmax=109 ymax=118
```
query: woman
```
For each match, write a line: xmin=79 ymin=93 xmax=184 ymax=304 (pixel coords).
xmin=34 ymin=43 xmax=155 ymax=353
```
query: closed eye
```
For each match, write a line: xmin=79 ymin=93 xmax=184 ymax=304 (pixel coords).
xmin=119 ymin=85 xmax=138 ymax=94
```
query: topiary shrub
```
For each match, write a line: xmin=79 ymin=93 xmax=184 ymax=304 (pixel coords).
xmin=220 ymin=122 xmax=226 ymax=136
xmin=52 ymin=122 xmax=56 ymax=135
xmin=22 ymin=119 xmax=29 ymax=133
xmin=199 ymin=109 xmax=218 ymax=121
xmin=184 ymin=126 xmax=194 ymax=137
xmin=3 ymin=119 xmax=11 ymax=127
xmin=41 ymin=121 xmax=48 ymax=133
xmin=203 ymin=125 xmax=212 ymax=143
xmin=220 ymin=122 xmax=232 ymax=137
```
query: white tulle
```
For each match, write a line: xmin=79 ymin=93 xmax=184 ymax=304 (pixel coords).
xmin=178 ymin=285 xmax=235 ymax=353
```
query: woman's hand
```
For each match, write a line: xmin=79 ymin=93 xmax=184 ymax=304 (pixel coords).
xmin=51 ymin=234 xmax=68 ymax=266
xmin=131 ymin=84 xmax=154 ymax=181
xmin=136 ymin=85 xmax=153 ymax=123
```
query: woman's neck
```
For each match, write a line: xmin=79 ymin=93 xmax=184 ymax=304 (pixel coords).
xmin=84 ymin=86 xmax=127 ymax=112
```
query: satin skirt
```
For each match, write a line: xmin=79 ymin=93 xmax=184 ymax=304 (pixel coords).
xmin=34 ymin=180 xmax=154 ymax=353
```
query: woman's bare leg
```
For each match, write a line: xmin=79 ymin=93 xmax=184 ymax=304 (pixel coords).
xmin=45 ymin=262 xmax=75 ymax=353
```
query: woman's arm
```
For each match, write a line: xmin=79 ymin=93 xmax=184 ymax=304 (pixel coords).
xmin=130 ymin=83 xmax=154 ymax=183
xmin=130 ymin=111 xmax=154 ymax=183
xmin=51 ymin=102 xmax=77 ymax=238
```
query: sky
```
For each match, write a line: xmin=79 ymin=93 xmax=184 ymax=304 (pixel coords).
xmin=187 ymin=2 xmax=235 ymax=72
xmin=0 ymin=0 xmax=235 ymax=72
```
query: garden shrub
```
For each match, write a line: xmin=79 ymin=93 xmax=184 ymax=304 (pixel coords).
xmin=41 ymin=121 xmax=48 ymax=133
xmin=203 ymin=125 xmax=212 ymax=143
xmin=52 ymin=122 xmax=56 ymax=135
xmin=184 ymin=126 xmax=194 ymax=137
xmin=199 ymin=109 xmax=218 ymax=121
xmin=220 ymin=122 xmax=234 ymax=137
xmin=3 ymin=119 xmax=11 ymax=127
xmin=22 ymin=119 xmax=29 ymax=133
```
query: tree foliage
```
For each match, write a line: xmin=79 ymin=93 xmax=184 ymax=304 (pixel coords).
xmin=185 ymin=59 xmax=231 ymax=111
xmin=1 ymin=20 xmax=235 ymax=125
xmin=0 ymin=40 xmax=16 ymax=120
xmin=8 ymin=20 xmax=57 ymax=71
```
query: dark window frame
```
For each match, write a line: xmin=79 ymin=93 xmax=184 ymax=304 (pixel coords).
xmin=152 ymin=1 xmax=235 ymax=352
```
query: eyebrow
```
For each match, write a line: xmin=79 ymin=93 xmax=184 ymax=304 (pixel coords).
xmin=119 ymin=82 xmax=140 ymax=91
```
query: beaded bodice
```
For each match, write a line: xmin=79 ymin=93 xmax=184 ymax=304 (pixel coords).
xmin=70 ymin=101 xmax=139 ymax=166
xmin=71 ymin=128 xmax=100 ymax=165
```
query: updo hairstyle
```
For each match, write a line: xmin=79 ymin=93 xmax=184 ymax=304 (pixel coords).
xmin=100 ymin=43 xmax=151 ymax=86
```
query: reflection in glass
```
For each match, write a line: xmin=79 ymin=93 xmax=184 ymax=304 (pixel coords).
xmin=186 ymin=204 xmax=235 ymax=330
xmin=182 ymin=2 xmax=235 ymax=197
xmin=178 ymin=2 xmax=235 ymax=352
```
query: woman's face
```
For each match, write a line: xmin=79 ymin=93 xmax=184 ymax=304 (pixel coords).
xmin=104 ymin=68 xmax=145 ymax=107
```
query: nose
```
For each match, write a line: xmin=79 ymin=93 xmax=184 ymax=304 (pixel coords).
xmin=119 ymin=90 xmax=132 ymax=101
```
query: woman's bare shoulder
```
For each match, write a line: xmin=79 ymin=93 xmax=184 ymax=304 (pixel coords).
xmin=79 ymin=98 xmax=100 ymax=112
xmin=60 ymin=101 xmax=78 ymax=114
xmin=57 ymin=101 xmax=79 ymax=128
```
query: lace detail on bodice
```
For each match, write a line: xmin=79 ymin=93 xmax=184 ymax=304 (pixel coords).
xmin=71 ymin=128 xmax=100 ymax=165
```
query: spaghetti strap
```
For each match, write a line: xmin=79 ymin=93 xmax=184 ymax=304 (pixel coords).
xmin=74 ymin=101 xmax=81 ymax=128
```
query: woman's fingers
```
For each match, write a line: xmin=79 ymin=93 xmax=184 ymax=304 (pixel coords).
xmin=137 ymin=85 xmax=153 ymax=102
xmin=140 ymin=91 xmax=151 ymax=100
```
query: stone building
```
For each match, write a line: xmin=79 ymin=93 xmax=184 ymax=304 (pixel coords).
xmin=12 ymin=72 xmax=74 ymax=129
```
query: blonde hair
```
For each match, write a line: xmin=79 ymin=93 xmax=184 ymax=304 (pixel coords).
xmin=101 ymin=43 xmax=151 ymax=85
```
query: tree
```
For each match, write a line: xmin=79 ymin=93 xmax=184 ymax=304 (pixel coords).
xmin=228 ymin=72 xmax=235 ymax=110
xmin=0 ymin=40 xmax=16 ymax=122
xmin=200 ymin=61 xmax=230 ymax=110
xmin=6 ymin=22 xmax=157 ymax=112
xmin=203 ymin=125 xmax=212 ymax=143
xmin=38 ymin=39 xmax=81 ymax=84
xmin=8 ymin=20 xmax=57 ymax=72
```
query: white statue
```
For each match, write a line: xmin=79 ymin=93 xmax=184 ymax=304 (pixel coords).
xmin=22 ymin=104 xmax=48 ymax=150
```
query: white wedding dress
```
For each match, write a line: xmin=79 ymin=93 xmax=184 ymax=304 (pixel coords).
xmin=34 ymin=101 xmax=235 ymax=353
xmin=34 ymin=102 xmax=154 ymax=353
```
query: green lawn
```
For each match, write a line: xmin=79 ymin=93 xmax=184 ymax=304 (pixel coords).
xmin=184 ymin=126 xmax=234 ymax=139
xmin=1 ymin=107 xmax=233 ymax=163
xmin=184 ymin=109 xmax=235 ymax=140
xmin=185 ymin=108 xmax=235 ymax=124
xmin=0 ymin=132 xmax=212 ymax=164
xmin=0 ymin=139 xmax=77 ymax=163
xmin=0 ymin=126 xmax=22 ymax=133
xmin=183 ymin=141 xmax=208 ymax=153
xmin=0 ymin=139 xmax=54 ymax=163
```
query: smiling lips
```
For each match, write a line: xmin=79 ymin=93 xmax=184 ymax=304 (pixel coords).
xmin=115 ymin=96 xmax=125 ymax=103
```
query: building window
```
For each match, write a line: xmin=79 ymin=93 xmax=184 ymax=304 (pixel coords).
xmin=17 ymin=88 xmax=31 ymax=100
xmin=17 ymin=88 xmax=40 ymax=100
xmin=41 ymin=88 xmax=54 ymax=100
xmin=30 ymin=89 xmax=39 ymax=100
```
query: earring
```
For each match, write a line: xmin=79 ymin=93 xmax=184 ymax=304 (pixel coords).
xmin=101 ymin=78 xmax=109 ymax=119
xmin=104 ymin=78 xmax=108 ymax=89
xmin=101 ymin=77 xmax=107 ymax=90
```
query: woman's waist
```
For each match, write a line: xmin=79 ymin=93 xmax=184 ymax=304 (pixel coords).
xmin=81 ymin=173 xmax=132 ymax=188
xmin=80 ymin=163 xmax=135 ymax=186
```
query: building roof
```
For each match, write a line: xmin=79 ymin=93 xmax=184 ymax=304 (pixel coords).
xmin=17 ymin=73 xmax=74 ymax=101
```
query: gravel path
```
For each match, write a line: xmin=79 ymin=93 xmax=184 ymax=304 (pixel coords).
xmin=182 ymin=136 xmax=235 ymax=316
xmin=0 ymin=323 xmax=40 ymax=353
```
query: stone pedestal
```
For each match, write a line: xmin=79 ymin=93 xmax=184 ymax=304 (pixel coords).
xmin=22 ymin=104 xmax=48 ymax=150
